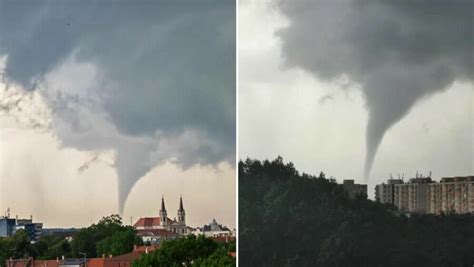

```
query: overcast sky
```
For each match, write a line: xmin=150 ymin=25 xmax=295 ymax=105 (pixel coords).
xmin=239 ymin=0 xmax=473 ymax=197
xmin=0 ymin=0 xmax=235 ymax=228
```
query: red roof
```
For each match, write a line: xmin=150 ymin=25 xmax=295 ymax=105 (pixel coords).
xmin=134 ymin=217 xmax=162 ymax=227
xmin=5 ymin=250 xmax=158 ymax=267
xmin=133 ymin=245 xmax=160 ymax=253
xmin=4 ymin=259 xmax=61 ymax=267
xmin=107 ymin=251 xmax=143 ymax=261
xmin=5 ymin=259 xmax=37 ymax=267
xmin=133 ymin=217 xmax=176 ymax=228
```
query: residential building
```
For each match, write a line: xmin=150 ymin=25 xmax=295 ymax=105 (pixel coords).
xmin=194 ymin=219 xmax=233 ymax=238
xmin=375 ymin=178 xmax=403 ymax=205
xmin=136 ymin=228 xmax=178 ymax=244
xmin=394 ymin=177 xmax=432 ymax=213
xmin=428 ymin=182 xmax=442 ymax=214
xmin=5 ymin=258 xmax=61 ymax=267
xmin=428 ymin=176 xmax=474 ymax=214
xmin=59 ymin=259 xmax=86 ymax=267
xmin=342 ymin=180 xmax=367 ymax=199
xmin=376 ymin=175 xmax=474 ymax=215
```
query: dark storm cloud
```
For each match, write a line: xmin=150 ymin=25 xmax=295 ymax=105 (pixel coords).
xmin=0 ymin=0 xmax=235 ymax=212
xmin=276 ymin=0 xmax=473 ymax=179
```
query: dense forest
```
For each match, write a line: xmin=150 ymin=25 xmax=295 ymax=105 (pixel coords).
xmin=239 ymin=157 xmax=474 ymax=267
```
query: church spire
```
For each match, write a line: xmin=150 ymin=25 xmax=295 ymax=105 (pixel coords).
xmin=177 ymin=195 xmax=185 ymax=224
xmin=161 ymin=196 xmax=166 ymax=212
xmin=179 ymin=195 xmax=184 ymax=211
xmin=159 ymin=196 xmax=168 ymax=225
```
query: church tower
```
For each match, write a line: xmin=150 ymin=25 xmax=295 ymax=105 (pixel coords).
xmin=177 ymin=196 xmax=185 ymax=225
xmin=159 ymin=196 xmax=168 ymax=226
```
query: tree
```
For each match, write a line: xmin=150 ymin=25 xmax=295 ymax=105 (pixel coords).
xmin=41 ymin=239 xmax=72 ymax=259
xmin=12 ymin=230 xmax=30 ymax=258
xmin=193 ymin=247 xmax=235 ymax=267
xmin=96 ymin=227 xmax=141 ymax=256
xmin=0 ymin=237 xmax=14 ymax=267
xmin=133 ymin=235 xmax=235 ymax=267
xmin=239 ymin=157 xmax=474 ymax=266
xmin=32 ymin=235 xmax=71 ymax=259
xmin=2 ymin=215 xmax=141 ymax=261
xmin=71 ymin=214 xmax=141 ymax=257
xmin=70 ymin=227 xmax=97 ymax=257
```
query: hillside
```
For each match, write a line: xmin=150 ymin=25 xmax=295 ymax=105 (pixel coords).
xmin=239 ymin=157 xmax=474 ymax=267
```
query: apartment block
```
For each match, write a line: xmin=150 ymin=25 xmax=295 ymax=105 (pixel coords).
xmin=394 ymin=177 xmax=432 ymax=213
xmin=428 ymin=176 xmax=474 ymax=214
xmin=375 ymin=179 xmax=403 ymax=205
xmin=377 ymin=175 xmax=474 ymax=215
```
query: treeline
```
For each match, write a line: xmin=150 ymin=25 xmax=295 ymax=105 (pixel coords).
xmin=0 ymin=214 xmax=141 ymax=262
xmin=239 ymin=157 xmax=474 ymax=267
xmin=133 ymin=235 xmax=236 ymax=267
xmin=0 ymin=214 xmax=235 ymax=267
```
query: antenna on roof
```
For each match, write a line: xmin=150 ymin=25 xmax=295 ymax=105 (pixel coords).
xmin=429 ymin=171 xmax=432 ymax=178
xmin=416 ymin=170 xmax=419 ymax=178
xmin=390 ymin=173 xmax=393 ymax=179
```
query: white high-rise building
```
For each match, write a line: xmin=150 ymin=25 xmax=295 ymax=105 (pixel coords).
xmin=375 ymin=179 xmax=403 ymax=205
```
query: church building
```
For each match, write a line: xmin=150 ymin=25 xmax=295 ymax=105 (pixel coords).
xmin=134 ymin=196 xmax=187 ymax=235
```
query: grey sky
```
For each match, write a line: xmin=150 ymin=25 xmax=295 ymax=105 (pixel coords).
xmin=0 ymin=0 xmax=235 ymax=227
xmin=239 ymin=0 xmax=473 ymax=196
xmin=276 ymin=0 xmax=473 ymax=178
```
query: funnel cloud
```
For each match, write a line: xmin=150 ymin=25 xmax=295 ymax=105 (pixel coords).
xmin=276 ymin=0 xmax=473 ymax=179
xmin=0 ymin=0 xmax=235 ymax=213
